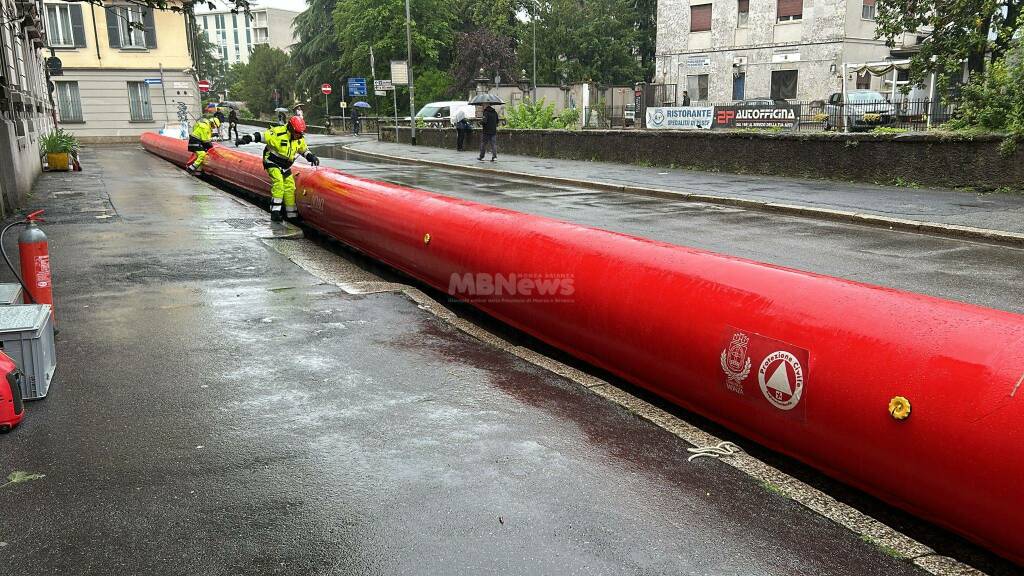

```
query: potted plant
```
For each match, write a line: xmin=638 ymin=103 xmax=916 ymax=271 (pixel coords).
xmin=39 ymin=128 xmax=80 ymax=171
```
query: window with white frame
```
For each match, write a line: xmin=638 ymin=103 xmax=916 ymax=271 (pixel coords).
xmin=862 ymin=0 xmax=876 ymax=19
xmin=127 ymin=81 xmax=153 ymax=121
xmin=56 ymin=81 xmax=84 ymax=122
xmin=45 ymin=4 xmax=76 ymax=47
xmin=119 ymin=6 xmax=146 ymax=48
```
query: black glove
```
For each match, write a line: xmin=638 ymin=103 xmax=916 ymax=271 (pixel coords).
xmin=202 ymin=141 xmax=214 ymax=151
xmin=305 ymin=152 xmax=320 ymax=166
xmin=236 ymin=134 xmax=253 ymax=146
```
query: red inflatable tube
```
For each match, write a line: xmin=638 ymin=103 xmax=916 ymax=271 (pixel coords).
xmin=141 ymin=133 xmax=1024 ymax=565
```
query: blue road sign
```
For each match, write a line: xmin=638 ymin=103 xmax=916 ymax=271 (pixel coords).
xmin=346 ymin=77 xmax=367 ymax=96
xmin=143 ymin=78 xmax=162 ymax=85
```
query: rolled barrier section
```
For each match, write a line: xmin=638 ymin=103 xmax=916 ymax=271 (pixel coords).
xmin=142 ymin=132 xmax=1024 ymax=565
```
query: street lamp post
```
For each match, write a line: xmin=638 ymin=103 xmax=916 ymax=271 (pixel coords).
xmin=405 ymin=0 xmax=416 ymax=145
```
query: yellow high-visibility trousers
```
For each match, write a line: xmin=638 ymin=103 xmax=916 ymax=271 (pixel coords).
xmin=266 ymin=166 xmax=297 ymax=216
xmin=193 ymin=150 xmax=207 ymax=169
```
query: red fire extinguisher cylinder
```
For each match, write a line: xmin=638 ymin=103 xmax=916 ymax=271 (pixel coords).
xmin=17 ymin=210 xmax=53 ymax=315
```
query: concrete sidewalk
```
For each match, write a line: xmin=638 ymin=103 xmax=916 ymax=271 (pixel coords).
xmin=347 ymin=140 xmax=1024 ymax=245
xmin=0 ymin=144 xmax=954 ymax=575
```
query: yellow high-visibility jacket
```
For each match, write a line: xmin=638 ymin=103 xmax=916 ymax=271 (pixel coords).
xmin=190 ymin=118 xmax=215 ymax=142
xmin=188 ymin=118 xmax=217 ymax=152
xmin=256 ymin=125 xmax=308 ymax=169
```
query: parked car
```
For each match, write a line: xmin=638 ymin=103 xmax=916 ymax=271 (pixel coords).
xmin=415 ymin=101 xmax=475 ymax=125
xmin=824 ymin=90 xmax=897 ymax=131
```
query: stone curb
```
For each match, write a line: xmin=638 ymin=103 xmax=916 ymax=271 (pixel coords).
xmin=344 ymin=144 xmax=1024 ymax=248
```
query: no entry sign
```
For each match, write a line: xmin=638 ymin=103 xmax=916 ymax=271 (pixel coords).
xmin=197 ymin=79 xmax=211 ymax=93
xmin=321 ymin=83 xmax=332 ymax=95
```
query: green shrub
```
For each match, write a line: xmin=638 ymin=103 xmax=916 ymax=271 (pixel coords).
xmin=505 ymin=98 xmax=581 ymax=130
xmin=558 ymin=107 xmax=580 ymax=129
xmin=945 ymin=48 xmax=1024 ymax=153
xmin=871 ymin=126 xmax=908 ymax=134
xmin=239 ymin=109 xmax=255 ymax=120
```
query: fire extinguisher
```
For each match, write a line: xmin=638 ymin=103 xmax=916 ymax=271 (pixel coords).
xmin=1 ymin=210 xmax=54 ymax=319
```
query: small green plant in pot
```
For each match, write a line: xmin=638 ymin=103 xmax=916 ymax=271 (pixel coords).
xmin=39 ymin=128 xmax=80 ymax=171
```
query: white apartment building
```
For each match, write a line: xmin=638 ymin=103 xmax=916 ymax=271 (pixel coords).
xmin=196 ymin=6 xmax=301 ymax=66
xmin=655 ymin=0 xmax=925 ymax=103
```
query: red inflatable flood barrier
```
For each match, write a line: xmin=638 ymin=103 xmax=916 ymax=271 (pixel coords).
xmin=142 ymin=132 xmax=1024 ymax=565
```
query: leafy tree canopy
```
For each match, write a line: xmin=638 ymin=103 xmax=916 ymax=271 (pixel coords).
xmin=875 ymin=0 xmax=1022 ymax=90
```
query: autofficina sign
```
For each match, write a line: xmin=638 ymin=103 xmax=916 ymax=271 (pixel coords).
xmin=714 ymin=104 xmax=802 ymax=129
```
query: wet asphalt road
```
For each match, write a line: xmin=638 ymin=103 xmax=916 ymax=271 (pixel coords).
xmin=0 ymin=146 xmax=933 ymax=575
xmin=299 ymin=141 xmax=1024 ymax=315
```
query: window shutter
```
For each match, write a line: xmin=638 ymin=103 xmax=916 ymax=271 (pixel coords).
xmin=738 ymin=0 xmax=749 ymax=13
xmin=105 ymin=6 xmax=121 ymax=48
xmin=70 ymin=5 xmax=86 ymax=47
xmin=143 ymin=8 xmax=157 ymax=48
xmin=777 ymin=0 xmax=803 ymax=17
xmin=690 ymin=4 xmax=713 ymax=32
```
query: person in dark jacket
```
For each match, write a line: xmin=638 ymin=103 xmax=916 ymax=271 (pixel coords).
xmin=351 ymin=107 xmax=361 ymax=135
xmin=681 ymin=91 xmax=691 ymax=106
xmin=478 ymin=104 xmax=499 ymax=161
xmin=227 ymin=109 xmax=239 ymax=142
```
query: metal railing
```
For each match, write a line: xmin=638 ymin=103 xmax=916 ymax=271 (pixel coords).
xmin=582 ymin=98 xmax=957 ymax=132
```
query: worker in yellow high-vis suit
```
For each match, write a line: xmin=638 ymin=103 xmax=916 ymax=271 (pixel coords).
xmin=186 ymin=116 xmax=221 ymax=173
xmin=236 ymin=116 xmax=319 ymax=221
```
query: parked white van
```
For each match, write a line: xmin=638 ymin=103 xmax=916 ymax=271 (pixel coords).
xmin=416 ymin=101 xmax=476 ymax=125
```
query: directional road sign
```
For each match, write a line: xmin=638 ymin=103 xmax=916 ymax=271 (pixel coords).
xmin=346 ymin=77 xmax=367 ymax=97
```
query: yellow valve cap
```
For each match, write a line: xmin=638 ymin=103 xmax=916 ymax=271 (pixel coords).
xmin=423 ymin=233 xmax=431 ymax=245
xmin=888 ymin=396 xmax=911 ymax=421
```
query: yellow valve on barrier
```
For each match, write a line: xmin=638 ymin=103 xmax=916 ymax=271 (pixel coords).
xmin=889 ymin=396 xmax=911 ymax=421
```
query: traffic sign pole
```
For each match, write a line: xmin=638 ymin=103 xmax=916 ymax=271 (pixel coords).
xmin=321 ymin=83 xmax=332 ymax=130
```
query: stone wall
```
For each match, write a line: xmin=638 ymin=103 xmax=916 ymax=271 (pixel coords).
xmin=379 ymin=127 xmax=1024 ymax=190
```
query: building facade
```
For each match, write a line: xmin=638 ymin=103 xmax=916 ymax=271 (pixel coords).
xmin=43 ymin=1 xmax=200 ymax=142
xmin=655 ymin=0 xmax=923 ymax=104
xmin=195 ymin=6 xmax=301 ymax=66
xmin=1 ymin=0 xmax=53 ymax=212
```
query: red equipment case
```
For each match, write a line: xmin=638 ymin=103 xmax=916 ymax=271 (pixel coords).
xmin=0 ymin=351 xmax=24 ymax=432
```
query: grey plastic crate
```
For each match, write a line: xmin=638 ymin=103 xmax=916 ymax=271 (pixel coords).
xmin=0 ymin=283 xmax=23 ymax=305
xmin=0 ymin=304 xmax=56 ymax=399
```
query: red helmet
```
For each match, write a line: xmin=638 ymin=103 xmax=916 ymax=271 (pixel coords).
xmin=287 ymin=116 xmax=306 ymax=135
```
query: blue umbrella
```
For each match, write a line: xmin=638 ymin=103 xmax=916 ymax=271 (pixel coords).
xmin=354 ymin=101 xmax=371 ymax=108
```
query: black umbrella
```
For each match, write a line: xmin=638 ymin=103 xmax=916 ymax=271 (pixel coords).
xmin=469 ymin=93 xmax=505 ymax=105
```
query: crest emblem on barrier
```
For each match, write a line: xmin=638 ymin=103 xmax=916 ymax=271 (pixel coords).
xmin=721 ymin=332 xmax=752 ymax=392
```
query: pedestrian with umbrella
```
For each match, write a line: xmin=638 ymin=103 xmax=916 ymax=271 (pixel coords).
xmin=470 ymin=94 xmax=503 ymax=162
xmin=352 ymin=101 xmax=370 ymax=135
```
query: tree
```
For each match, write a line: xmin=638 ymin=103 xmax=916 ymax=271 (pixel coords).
xmin=456 ymin=0 xmax=525 ymax=38
xmin=633 ymin=0 xmax=657 ymax=81
xmin=332 ymin=0 xmax=456 ymax=115
xmin=450 ymin=29 xmax=519 ymax=95
xmin=528 ymin=0 xmax=644 ymax=85
xmin=875 ymin=0 xmax=1022 ymax=90
xmin=291 ymin=0 xmax=342 ymax=121
xmin=230 ymin=45 xmax=296 ymax=116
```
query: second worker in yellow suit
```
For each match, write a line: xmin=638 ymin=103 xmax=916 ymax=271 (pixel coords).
xmin=186 ymin=116 xmax=221 ymax=173
xmin=237 ymin=116 xmax=319 ymax=221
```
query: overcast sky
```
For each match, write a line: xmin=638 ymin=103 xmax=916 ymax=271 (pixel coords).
xmin=196 ymin=0 xmax=308 ymax=14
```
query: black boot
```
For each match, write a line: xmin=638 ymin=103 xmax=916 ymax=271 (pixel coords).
xmin=270 ymin=208 xmax=283 ymax=222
